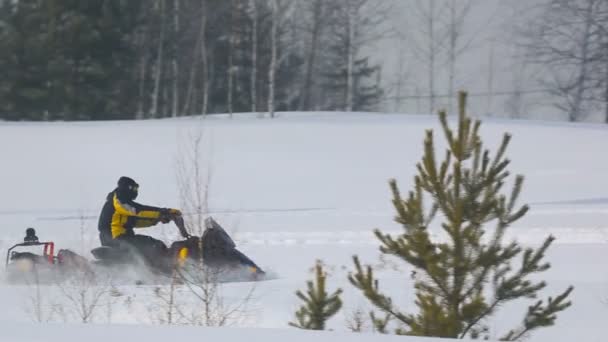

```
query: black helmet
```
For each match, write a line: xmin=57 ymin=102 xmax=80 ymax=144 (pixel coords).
xmin=24 ymin=227 xmax=39 ymax=243
xmin=116 ymin=176 xmax=139 ymax=201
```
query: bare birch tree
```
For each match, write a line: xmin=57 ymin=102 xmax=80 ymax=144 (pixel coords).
xmin=504 ymin=61 xmax=529 ymax=119
xmin=150 ymin=272 xmax=183 ymax=325
xmin=177 ymin=265 xmax=256 ymax=326
xmin=485 ymin=38 xmax=495 ymax=115
xmin=268 ymin=0 xmax=294 ymax=118
xmin=62 ymin=217 xmax=110 ymax=324
xmin=345 ymin=1 xmax=356 ymax=112
xmin=407 ymin=0 xmax=449 ymax=114
xmin=393 ymin=44 xmax=408 ymax=112
xmin=135 ymin=8 xmax=150 ymax=120
xmin=326 ymin=0 xmax=392 ymax=112
xmin=345 ymin=307 xmax=368 ymax=332
xmin=227 ymin=0 xmax=235 ymax=118
xmin=182 ymin=5 xmax=203 ymax=115
xmin=268 ymin=0 xmax=279 ymax=118
xmin=56 ymin=270 xmax=111 ymax=323
xmin=332 ymin=0 xmax=372 ymax=112
xmin=568 ymin=0 xmax=595 ymax=121
xmin=200 ymin=0 xmax=210 ymax=116
xmin=523 ymin=0 xmax=604 ymax=121
xmin=298 ymin=0 xmax=329 ymax=111
xmin=150 ymin=0 xmax=167 ymax=118
xmin=182 ymin=0 xmax=210 ymax=116
xmin=604 ymin=31 xmax=608 ymax=123
xmin=446 ymin=0 xmax=476 ymax=113
xmin=171 ymin=0 xmax=181 ymax=117
xmin=22 ymin=265 xmax=65 ymax=323
xmin=249 ymin=0 xmax=258 ymax=114
xmin=175 ymin=126 xmax=212 ymax=235
xmin=588 ymin=1 xmax=608 ymax=122
xmin=172 ymin=124 xmax=256 ymax=327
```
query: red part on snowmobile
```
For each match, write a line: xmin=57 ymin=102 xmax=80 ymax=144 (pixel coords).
xmin=5 ymin=228 xmax=55 ymax=268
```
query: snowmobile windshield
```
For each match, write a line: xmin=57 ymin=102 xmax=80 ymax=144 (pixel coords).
xmin=203 ymin=217 xmax=236 ymax=249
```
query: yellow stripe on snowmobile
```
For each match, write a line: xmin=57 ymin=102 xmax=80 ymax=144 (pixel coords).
xmin=178 ymin=247 xmax=189 ymax=267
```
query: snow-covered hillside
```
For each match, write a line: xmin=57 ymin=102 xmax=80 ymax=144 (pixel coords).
xmin=1 ymin=112 xmax=607 ymax=341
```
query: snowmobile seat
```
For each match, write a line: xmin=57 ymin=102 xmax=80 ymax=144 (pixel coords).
xmin=90 ymin=246 xmax=130 ymax=261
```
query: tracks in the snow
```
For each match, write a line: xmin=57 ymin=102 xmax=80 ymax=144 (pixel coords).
xmin=236 ymin=227 xmax=608 ymax=246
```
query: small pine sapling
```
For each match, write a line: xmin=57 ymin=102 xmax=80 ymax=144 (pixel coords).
xmin=289 ymin=261 xmax=343 ymax=330
xmin=349 ymin=91 xmax=573 ymax=340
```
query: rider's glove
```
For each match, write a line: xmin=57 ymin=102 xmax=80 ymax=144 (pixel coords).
xmin=169 ymin=208 xmax=182 ymax=216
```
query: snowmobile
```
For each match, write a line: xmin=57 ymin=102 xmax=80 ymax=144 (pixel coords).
xmin=5 ymin=217 xmax=265 ymax=283
xmin=4 ymin=228 xmax=90 ymax=283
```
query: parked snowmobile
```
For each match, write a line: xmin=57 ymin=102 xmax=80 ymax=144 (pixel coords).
xmin=4 ymin=228 xmax=90 ymax=283
xmin=5 ymin=217 xmax=265 ymax=283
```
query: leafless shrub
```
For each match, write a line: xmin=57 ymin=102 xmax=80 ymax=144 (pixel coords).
xmin=149 ymin=270 xmax=185 ymax=325
xmin=345 ymin=307 xmax=368 ymax=332
xmin=55 ymin=267 xmax=112 ymax=323
xmin=175 ymin=125 xmax=213 ymax=237
xmin=177 ymin=264 xmax=256 ymax=327
xmin=147 ymin=263 xmax=256 ymax=327
xmin=166 ymin=126 xmax=256 ymax=327
xmin=22 ymin=264 xmax=66 ymax=323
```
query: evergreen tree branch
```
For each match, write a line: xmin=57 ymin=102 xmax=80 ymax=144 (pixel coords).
xmin=370 ymin=311 xmax=391 ymax=334
xmin=459 ymin=294 xmax=502 ymax=338
xmin=348 ymin=256 xmax=415 ymax=328
xmin=500 ymin=286 xmax=573 ymax=341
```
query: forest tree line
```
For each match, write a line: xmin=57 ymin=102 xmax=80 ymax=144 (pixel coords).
xmin=0 ymin=0 xmax=385 ymax=120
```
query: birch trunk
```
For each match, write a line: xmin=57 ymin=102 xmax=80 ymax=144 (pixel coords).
xmin=162 ymin=81 xmax=168 ymax=116
xmin=200 ymin=0 xmax=209 ymax=116
xmin=227 ymin=0 xmax=235 ymax=118
xmin=571 ymin=0 xmax=594 ymax=122
xmin=136 ymin=26 xmax=148 ymax=120
xmin=448 ymin=1 xmax=455 ymax=114
xmin=182 ymin=48 xmax=198 ymax=116
xmin=346 ymin=3 xmax=356 ymax=112
xmin=604 ymin=11 xmax=608 ymax=123
xmin=182 ymin=3 xmax=205 ymax=115
xmin=268 ymin=0 xmax=278 ymax=118
xmin=250 ymin=0 xmax=258 ymax=114
xmin=300 ymin=0 xmax=322 ymax=111
xmin=150 ymin=0 xmax=166 ymax=118
xmin=171 ymin=0 xmax=180 ymax=117
xmin=201 ymin=33 xmax=209 ymax=116
xmin=604 ymin=58 xmax=608 ymax=123
xmin=395 ymin=47 xmax=404 ymax=112
xmin=486 ymin=40 xmax=495 ymax=115
xmin=429 ymin=0 xmax=435 ymax=114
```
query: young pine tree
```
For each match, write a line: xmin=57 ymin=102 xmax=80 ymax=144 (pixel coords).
xmin=289 ymin=261 xmax=343 ymax=330
xmin=349 ymin=92 xmax=573 ymax=340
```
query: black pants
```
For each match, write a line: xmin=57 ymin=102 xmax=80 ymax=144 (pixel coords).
xmin=116 ymin=234 xmax=170 ymax=272
xmin=99 ymin=231 xmax=113 ymax=247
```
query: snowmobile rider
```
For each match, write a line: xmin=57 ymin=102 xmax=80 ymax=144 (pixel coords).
xmin=97 ymin=176 xmax=185 ymax=264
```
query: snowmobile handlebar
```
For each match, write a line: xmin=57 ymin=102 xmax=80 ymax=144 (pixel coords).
xmin=171 ymin=214 xmax=191 ymax=238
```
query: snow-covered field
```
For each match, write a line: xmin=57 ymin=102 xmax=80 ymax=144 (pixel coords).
xmin=0 ymin=112 xmax=607 ymax=341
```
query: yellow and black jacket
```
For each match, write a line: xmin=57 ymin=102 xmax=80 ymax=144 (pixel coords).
xmin=98 ymin=191 xmax=164 ymax=246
